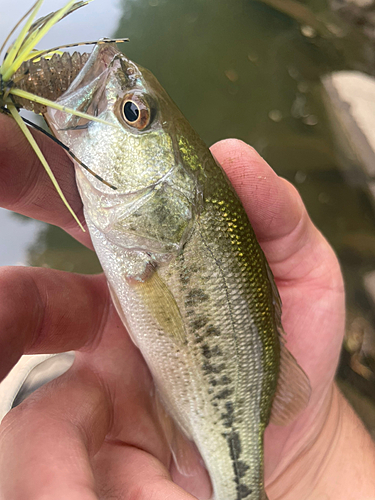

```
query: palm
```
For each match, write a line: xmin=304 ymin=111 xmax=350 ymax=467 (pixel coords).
xmin=0 ymin=115 xmax=345 ymax=499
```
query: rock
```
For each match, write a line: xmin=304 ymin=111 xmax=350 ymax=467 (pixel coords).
xmin=330 ymin=0 xmax=375 ymax=41
xmin=322 ymin=71 xmax=375 ymax=207
xmin=0 ymin=353 xmax=75 ymax=422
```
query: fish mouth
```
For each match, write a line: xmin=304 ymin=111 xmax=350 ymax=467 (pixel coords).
xmin=44 ymin=43 xmax=124 ymax=135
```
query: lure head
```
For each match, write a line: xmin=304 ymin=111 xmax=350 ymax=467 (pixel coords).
xmin=46 ymin=44 xmax=206 ymax=256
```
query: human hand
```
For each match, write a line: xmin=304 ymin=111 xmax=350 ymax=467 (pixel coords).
xmin=0 ymin=113 xmax=374 ymax=500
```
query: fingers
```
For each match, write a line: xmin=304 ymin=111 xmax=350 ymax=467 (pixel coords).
xmin=0 ymin=266 xmax=109 ymax=381
xmin=0 ymin=113 xmax=331 ymax=281
xmin=210 ymin=142 xmax=346 ymax=485
xmin=211 ymin=139 xmax=345 ymax=400
xmin=0 ymin=114 xmax=91 ymax=247
xmin=211 ymin=139 xmax=341 ymax=285
xmin=0 ymin=365 xmax=112 ymax=500
xmin=79 ymin=307 xmax=211 ymax=500
xmin=0 ymin=309 xmax=207 ymax=500
xmin=93 ymin=443 xmax=203 ymax=500
xmin=211 ymin=139 xmax=303 ymax=243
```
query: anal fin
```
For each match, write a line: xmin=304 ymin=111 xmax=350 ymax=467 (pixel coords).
xmin=153 ymin=390 xmax=212 ymax=498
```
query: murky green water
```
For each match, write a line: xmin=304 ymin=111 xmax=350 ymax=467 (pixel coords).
xmin=1 ymin=0 xmax=375 ymax=429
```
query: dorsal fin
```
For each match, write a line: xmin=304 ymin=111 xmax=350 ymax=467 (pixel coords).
xmin=270 ymin=341 xmax=311 ymax=426
xmin=265 ymin=261 xmax=311 ymax=426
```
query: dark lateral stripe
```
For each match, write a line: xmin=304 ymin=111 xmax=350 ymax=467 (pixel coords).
xmin=225 ymin=432 xmax=253 ymax=499
xmin=185 ymin=288 xmax=209 ymax=307
xmin=214 ymin=388 xmax=234 ymax=400
xmin=202 ymin=362 xmax=225 ymax=374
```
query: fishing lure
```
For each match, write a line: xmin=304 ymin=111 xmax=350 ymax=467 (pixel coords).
xmin=0 ymin=0 xmax=127 ymax=230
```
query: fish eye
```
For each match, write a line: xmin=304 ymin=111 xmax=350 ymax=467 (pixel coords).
xmin=120 ymin=93 xmax=151 ymax=130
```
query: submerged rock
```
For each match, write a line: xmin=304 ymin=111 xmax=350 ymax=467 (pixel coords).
xmin=322 ymin=71 xmax=375 ymax=208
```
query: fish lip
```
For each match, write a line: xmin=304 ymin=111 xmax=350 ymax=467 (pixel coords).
xmin=66 ymin=43 xmax=122 ymax=95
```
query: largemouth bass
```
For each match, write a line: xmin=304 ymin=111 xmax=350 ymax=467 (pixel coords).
xmin=38 ymin=44 xmax=309 ymax=500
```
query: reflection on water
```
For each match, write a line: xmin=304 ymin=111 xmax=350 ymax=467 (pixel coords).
xmin=0 ymin=210 xmax=43 ymax=266
xmin=1 ymin=0 xmax=375 ymax=428
xmin=27 ymin=224 xmax=102 ymax=274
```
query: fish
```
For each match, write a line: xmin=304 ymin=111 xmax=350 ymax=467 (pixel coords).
xmin=44 ymin=44 xmax=310 ymax=500
xmin=1 ymin=2 xmax=311 ymax=499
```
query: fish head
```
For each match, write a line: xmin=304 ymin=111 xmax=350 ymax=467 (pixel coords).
xmin=46 ymin=44 xmax=206 ymax=256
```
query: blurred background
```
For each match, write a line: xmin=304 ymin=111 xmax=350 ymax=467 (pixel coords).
xmin=1 ymin=0 xmax=375 ymax=433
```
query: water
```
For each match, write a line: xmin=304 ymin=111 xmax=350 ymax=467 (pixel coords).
xmin=1 ymin=0 xmax=375 ymax=427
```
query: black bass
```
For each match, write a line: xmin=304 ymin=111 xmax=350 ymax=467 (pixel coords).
xmin=2 ymin=9 xmax=310 ymax=494
xmin=44 ymin=43 xmax=311 ymax=500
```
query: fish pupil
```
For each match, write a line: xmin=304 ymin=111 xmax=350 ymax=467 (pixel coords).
xmin=124 ymin=101 xmax=139 ymax=122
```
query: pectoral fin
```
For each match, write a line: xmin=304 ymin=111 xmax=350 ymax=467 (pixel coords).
xmin=270 ymin=342 xmax=311 ymax=426
xmin=130 ymin=270 xmax=186 ymax=344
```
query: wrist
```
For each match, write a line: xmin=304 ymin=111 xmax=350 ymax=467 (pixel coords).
xmin=266 ymin=383 xmax=375 ymax=499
